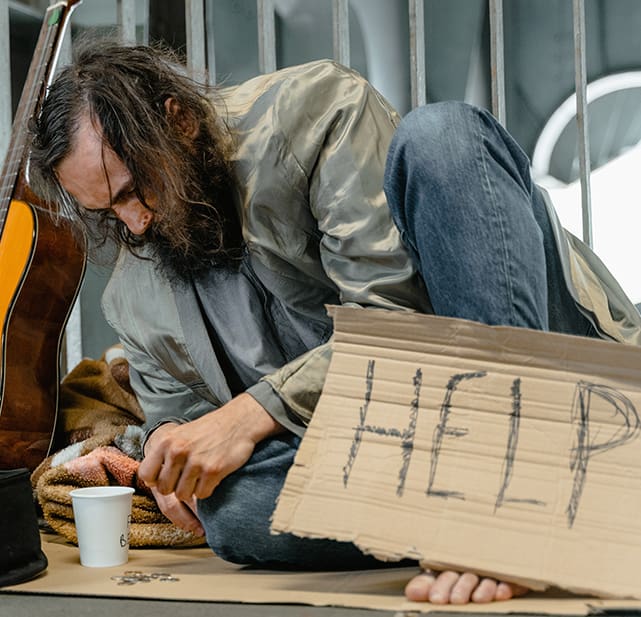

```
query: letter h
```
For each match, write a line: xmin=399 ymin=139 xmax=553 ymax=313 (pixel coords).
xmin=343 ymin=359 xmax=422 ymax=497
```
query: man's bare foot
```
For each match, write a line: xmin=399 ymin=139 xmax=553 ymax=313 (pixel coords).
xmin=404 ymin=569 xmax=529 ymax=604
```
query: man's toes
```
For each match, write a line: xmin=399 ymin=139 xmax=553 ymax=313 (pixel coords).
xmin=494 ymin=581 xmax=529 ymax=601
xmin=428 ymin=570 xmax=460 ymax=604
xmin=449 ymin=572 xmax=480 ymax=604
xmin=404 ymin=570 xmax=436 ymax=601
xmin=470 ymin=577 xmax=499 ymax=603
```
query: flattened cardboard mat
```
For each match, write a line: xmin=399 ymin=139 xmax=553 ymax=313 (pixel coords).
xmin=7 ymin=307 xmax=641 ymax=614
xmin=271 ymin=306 xmax=641 ymax=601
xmin=3 ymin=532 xmax=641 ymax=615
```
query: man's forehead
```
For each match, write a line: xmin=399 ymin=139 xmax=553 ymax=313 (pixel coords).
xmin=71 ymin=114 xmax=106 ymax=160
xmin=56 ymin=114 xmax=131 ymax=209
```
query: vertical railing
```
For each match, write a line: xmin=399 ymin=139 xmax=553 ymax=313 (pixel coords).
xmin=117 ymin=0 xmax=137 ymax=45
xmin=186 ymin=0 xmax=207 ymax=80
xmin=488 ymin=0 xmax=506 ymax=125
xmin=205 ymin=0 xmax=217 ymax=85
xmin=332 ymin=0 xmax=350 ymax=67
xmin=572 ymin=0 xmax=593 ymax=247
xmin=257 ymin=0 xmax=276 ymax=74
xmin=408 ymin=0 xmax=426 ymax=108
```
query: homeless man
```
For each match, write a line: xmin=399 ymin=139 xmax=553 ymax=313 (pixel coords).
xmin=28 ymin=41 xmax=641 ymax=604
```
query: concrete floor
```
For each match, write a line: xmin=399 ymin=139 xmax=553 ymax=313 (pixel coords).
xmin=5 ymin=593 xmax=625 ymax=617
xmin=0 ymin=594 xmax=400 ymax=617
xmin=0 ymin=594 xmax=599 ymax=617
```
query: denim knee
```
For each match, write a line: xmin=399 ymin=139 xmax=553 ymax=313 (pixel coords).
xmin=196 ymin=434 xmax=300 ymax=566
xmin=387 ymin=101 xmax=483 ymax=170
xmin=384 ymin=101 xmax=485 ymax=256
xmin=200 ymin=494 xmax=266 ymax=565
xmin=196 ymin=434 xmax=391 ymax=570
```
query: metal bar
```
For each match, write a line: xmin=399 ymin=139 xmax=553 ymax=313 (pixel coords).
xmin=117 ymin=0 xmax=137 ymax=45
xmin=408 ymin=0 xmax=426 ymax=108
xmin=186 ymin=0 xmax=207 ymax=81
xmin=489 ymin=0 xmax=506 ymax=125
xmin=64 ymin=298 xmax=83 ymax=374
xmin=205 ymin=0 xmax=217 ymax=85
xmin=573 ymin=0 xmax=593 ymax=247
xmin=55 ymin=0 xmax=73 ymax=76
xmin=257 ymin=0 xmax=277 ymax=74
xmin=332 ymin=0 xmax=350 ymax=67
xmin=141 ymin=0 xmax=150 ymax=44
xmin=0 ymin=0 xmax=11 ymax=167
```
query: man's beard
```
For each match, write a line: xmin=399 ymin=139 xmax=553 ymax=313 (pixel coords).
xmin=146 ymin=198 xmax=244 ymax=284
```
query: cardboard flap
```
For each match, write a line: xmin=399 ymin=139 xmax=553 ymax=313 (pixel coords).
xmin=271 ymin=306 xmax=641 ymax=599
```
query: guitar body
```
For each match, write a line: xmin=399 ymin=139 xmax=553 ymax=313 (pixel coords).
xmin=0 ymin=0 xmax=85 ymax=471
xmin=0 ymin=200 xmax=85 ymax=470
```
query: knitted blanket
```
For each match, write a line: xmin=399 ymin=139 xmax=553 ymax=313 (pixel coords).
xmin=32 ymin=347 xmax=205 ymax=549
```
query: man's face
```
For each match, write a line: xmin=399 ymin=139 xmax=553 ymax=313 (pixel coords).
xmin=56 ymin=114 xmax=154 ymax=236
xmin=56 ymin=109 xmax=240 ymax=281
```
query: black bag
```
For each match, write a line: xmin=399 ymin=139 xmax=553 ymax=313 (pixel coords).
xmin=0 ymin=468 xmax=48 ymax=586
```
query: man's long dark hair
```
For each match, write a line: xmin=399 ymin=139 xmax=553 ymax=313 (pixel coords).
xmin=29 ymin=38 xmax=243 ymax=277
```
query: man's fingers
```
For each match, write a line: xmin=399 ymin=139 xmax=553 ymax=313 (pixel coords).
xmin=139 ymin=423 xmax=179 ymax=486
xmin=152 ymin=489 xmax=205 ymax=536
xmin=185 ymin=495 xmax=199 ymax=516
xmin=173 ymin=465 xmax=201 ymax=502
xmin=138 ymin=447 xmax=164 ymax=486
xmin=155 ymin=456 xmax=186 ymax=495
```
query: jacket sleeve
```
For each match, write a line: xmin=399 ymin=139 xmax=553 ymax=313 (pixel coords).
xmin=250 ymin=61 xmax=430 ymax=426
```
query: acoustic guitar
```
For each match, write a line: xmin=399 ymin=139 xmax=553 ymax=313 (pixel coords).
xmin=0 ymin=0 xmax=86 ymax=471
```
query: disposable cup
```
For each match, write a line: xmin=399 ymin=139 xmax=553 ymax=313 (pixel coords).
xmin=70 ymin=486 xmax=135 ymax=567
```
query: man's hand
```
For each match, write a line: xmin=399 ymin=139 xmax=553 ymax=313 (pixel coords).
xmin=150 ymin=487 xmax=205 ymax=536
xmin=405 ymin=569 xmax=529 ymax=604
xmin=139 ymin=393 xmax=284 ymax=504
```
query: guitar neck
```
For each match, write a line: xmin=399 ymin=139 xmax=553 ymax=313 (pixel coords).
xmin=0 ymin=0 xmax=81 ymax=231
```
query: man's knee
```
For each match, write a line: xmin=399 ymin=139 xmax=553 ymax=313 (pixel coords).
xmin=390 ymin=101 xmax=483 ymax=157
xmin=385 ymin=101 xmax=484 ymax=193
xmin=199 ymin=495 xmax=377 ymax=569
xmin=198 ymin=505 xmax=254 ymax=565
xmin=196 ymin=434 xmax=301 ymax=566
xmin=384 ymin=101 xmax=486 ymax=228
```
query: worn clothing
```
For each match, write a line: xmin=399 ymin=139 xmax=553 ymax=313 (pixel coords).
xmin=102 ymin=60 xmax=641 ymax=441
xmin=384 ymin=101 xmax=599 ymax=337
xmin=103 ymin=59 xmax=430 ymax=435
xmin=198 ymin=432 xmax=392 ymax=568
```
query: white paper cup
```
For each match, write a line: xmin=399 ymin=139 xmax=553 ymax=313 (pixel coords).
xmin=70 ymin=486 xmax=135 ymax=567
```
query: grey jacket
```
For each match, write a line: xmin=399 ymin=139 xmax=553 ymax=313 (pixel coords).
xmin=101 ymin=60 xmax=641 ymax=434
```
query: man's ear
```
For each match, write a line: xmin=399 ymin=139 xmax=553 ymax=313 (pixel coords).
xmin=164 ymin=96 xmax=199 ymax=139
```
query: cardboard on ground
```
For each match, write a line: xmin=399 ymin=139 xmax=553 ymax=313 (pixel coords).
xmin=271 ymin=306 xmax=641 ymax=599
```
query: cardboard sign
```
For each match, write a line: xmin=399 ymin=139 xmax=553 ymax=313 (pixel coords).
xmin=271 ymin=306 xmax=641 ymax=599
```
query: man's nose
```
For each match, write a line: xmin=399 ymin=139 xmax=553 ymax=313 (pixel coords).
xmin=112 ymin=201 xmax=153 ymax=235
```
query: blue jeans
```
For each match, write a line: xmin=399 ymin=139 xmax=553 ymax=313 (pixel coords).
xmin=198 ymin=102 xmax=594 ymax=568
xmin=384 ymin=101 xmax=593 ymax=336
xmin=198 ymin=434 xmax=388 ymax=568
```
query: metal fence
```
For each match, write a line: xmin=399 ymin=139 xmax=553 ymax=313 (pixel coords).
xmin=0 ymin=0 xmax=595 ymax=366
